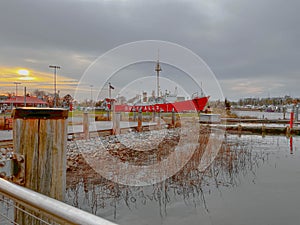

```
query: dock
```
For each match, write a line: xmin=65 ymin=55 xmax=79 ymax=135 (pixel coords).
xmin=220 ymin=124 xmax=300 ymax=135
xmin=1 ymin=117 xmax=299 ymax=149
xmin=223 ymin=118 xmax=300 ymax=125
xmin=0 ymin=120 xmax=159 ymax=147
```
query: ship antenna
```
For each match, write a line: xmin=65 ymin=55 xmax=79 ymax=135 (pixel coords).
xmin=155 ymin=49 xmax=162 ymax=98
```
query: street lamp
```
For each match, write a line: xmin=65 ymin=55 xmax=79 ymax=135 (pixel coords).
xmin=13 ymin=82 xmax=21 ymax=96
xmin=49 ymin=65 xmax=61 ymax=108
xmin=90 ymin=85 xmax=93 ymax=107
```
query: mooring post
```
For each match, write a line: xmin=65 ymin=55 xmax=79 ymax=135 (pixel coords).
xmin=152 ymin=111 xmax=156 ymax=122
xmin=286 ymin=126 xmax=291 ymax=136
xmin=112 ymin=112 xmax=121 ymax=135
xmin=295 ymin=105 xmax=299 ymax=122
xmin=238 ymin=124 xmax=242 ymax=134
xmin=262 ymin=124 xmax=266 ymax=136
xmin=290 ymin=111 xmax=294 ymax=129
xmin=137 ymin=108 xmax=142 ymax=132
xmin=290 ymin=136 xmax=293 ymax=154
xmin=83 ymin=111 xmax=89 ymax=139
xmin=171 ymin=108 xmax=176 ymax=128
xmin=12 ymin=107 xmax=68 ymax=224
xmin=133 ymin=108 xmax=137 ymax=122
xmin=157 ymin=110 xmax=161 ymax=126
xmin=107 ymin=110 xmax=110 ymax=121
xmin=283 ymin=106 xmax=286 ymax=120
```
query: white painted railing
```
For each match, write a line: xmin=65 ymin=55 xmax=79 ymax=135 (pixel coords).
xmin=0 ymin=178 xmax=117 ymax=225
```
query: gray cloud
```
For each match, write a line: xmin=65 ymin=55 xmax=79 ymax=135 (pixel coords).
xmin=0 ymin=0 xmax=299 ymax=100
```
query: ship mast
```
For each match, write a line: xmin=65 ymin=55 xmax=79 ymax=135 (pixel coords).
xmin=155 ymin=50 xmax=162 ymax=98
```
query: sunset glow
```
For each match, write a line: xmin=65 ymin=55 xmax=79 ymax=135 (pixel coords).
xmin=17 ymin=69 xmax=30 ymax=76
xmin=0 ymin=66 xmax=78 ymax=95
xmin=18 ymin=76 xmax=35 ymax=81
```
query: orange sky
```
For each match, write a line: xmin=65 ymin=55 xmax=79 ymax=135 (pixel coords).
xmin=0 ymin=67 xmax=78 ymax=96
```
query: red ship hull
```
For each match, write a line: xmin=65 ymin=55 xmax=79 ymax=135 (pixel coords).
xmin=114 ymin=96 xmax=209 ymax=113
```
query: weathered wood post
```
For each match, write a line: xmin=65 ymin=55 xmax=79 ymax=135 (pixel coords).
xmin=171 ymin=108 xmax=176 ymax=128
xmin=152 ymin=111 xmax=156 ymax=122
xmin=137 ymin=108 xmax=142 ymax=132
xmin=112 ymin=112 xmax=121 ymax=135
xmin=158 ymin=110 xmax=161 ymax=125
xmin=83 ymin=111 xmax=89 ymax=139
xmin=238 ymin=124 xmax=242 ymax=136
xmin=290 ymin=111 xmax=294 ymax=129
xmin=290 ymin=136 xmax=293 ymax=154
xmin=133 ymin=108 xmax=137 ymax=122
xmin=106 ymin=110 xmax=110 ymax=121
xmin=283 ymin=106 xmax=286 ymax=120
xmin=262 ymin=124 xmax=266 ymax=137
xmin=12 ymin=107 xmax=68 ymax=224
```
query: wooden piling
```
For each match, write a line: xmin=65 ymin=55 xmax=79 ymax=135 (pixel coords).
xmin=286 ymin=126 xmax=291 ymax=136
xmin=83 ymin=111 xmax=89 ymax=139
xmin=237 ymin=124 xmax=242 ymax=133
xmin=112 ymin=112 xmax=121 ymax=135
xmin=171 ymin=108 xmax=176 ymax=128
xmin=12 ymin=107 xmax=68 ymax=224
xmin=107 ymin=110 xmax=110 ymax=121
xmin=290 ymin=112 xmax=294 ymax=129
xmin=152 ymin=111 xmax=156 ymax=122
xmin=262 ymin=124 xmax=266 ymax=133
xmin=137 ymin=109 xmax=142 ymax=132
xmin=133 ymin=109 xmax=137 ymax=122
xmin=157 ymin=111 xmax=161 ymax=126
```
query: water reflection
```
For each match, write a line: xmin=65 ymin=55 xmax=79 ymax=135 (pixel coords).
xmin=290 ymin=136 xmax=293 ymax=154
xmin=65 ymin=131 xmax=271 ymax=224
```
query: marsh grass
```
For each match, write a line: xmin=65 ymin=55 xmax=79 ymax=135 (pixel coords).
xmin=66 ymin=128 xmax=265 ymax=219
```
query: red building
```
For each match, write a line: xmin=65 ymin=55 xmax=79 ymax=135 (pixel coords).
xmin=1 ymin=96 xmax=49 ymax=108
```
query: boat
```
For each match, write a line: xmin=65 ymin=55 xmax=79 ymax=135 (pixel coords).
xmin=104 ymin=59 xmax=209 ymax=113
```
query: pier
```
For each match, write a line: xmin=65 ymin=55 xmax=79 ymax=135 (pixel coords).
xmin=1 ymin=114 xmax=299 ymax=144
xmin=221 ymin=124 xmax=300 ymax=135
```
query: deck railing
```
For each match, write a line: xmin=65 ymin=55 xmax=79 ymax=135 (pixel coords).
xmin=0 ymin=178 xmax=117 ymax=225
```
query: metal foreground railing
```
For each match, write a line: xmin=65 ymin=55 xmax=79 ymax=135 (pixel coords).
xmin=0 ymin=179 xmax=117 ymax=225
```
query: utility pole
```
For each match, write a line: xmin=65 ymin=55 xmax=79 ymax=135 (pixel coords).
xmin=155 ymin=57 xmax=162 ymax=98
xmin=49 ymin=65 xmax=61 ymax=108
xmin=24 ymin=87 xmax=26 ymax=107
xmin=90 ymin=85 xmax=93 ymax=107
xmin=108 ymin=83 xmax=114 ymax=121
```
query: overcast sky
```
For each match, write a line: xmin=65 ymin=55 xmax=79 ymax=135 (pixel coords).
xmin=0 ymin=0 xmax=299 ymax=101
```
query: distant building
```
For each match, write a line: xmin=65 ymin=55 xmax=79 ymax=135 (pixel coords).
xmin=0 ymin=95 xmax=8 ymax=101
xmin=0 ymin=96 xmax=49 ymax=108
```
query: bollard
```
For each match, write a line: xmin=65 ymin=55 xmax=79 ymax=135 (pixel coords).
xmin=12 ymin=107 xmax=68 ymax=224
xmin=296 ymin=105 xmax=299 ymax=122
xmin=83 ymin=111 xmax=89 ymax=139
xmin=137 ymin=109 xmax=142 ymax=132
xmin=112 ymin=112 xmax=121 ymax=135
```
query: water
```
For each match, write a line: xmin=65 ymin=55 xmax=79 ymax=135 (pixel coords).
xmin=65 ymin=135 xmax=300 ymax=225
